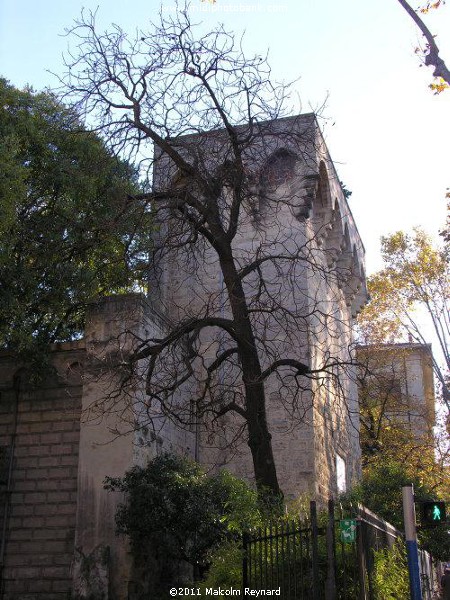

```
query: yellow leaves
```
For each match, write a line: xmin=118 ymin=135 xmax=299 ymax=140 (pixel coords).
xmin=382 ymin=228 xmax=447 ymax=284
xmin=362 ymin=429 xmax=438 ymax=481
xmin=358 ymin=270 xmax=405 ymax=343
xmin=419 ymin=0 xmax=445 ymax=13
xmin=381 ymin=230 xmax=408 ymax=256
xmin=357 ymin=228 xmax=449 ymax=345
xmin=429 ymin=77 xmax=450 ymax=94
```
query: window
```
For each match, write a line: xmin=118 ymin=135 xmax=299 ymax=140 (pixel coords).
xmin=0 ymin=446 xmax=11 ymax=486
xmin=263 ymin=151 xmax=296 ymax=187
xmin=336 ymin=453 xmax=347 ymax=493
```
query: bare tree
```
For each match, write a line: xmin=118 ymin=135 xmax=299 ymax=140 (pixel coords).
xmin=61 ymin=7 xmax=366 ymax=499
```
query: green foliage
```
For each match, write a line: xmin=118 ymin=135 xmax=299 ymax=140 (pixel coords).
xmin=104 ymin=453 xmax=261 ymax=568
xmin=357 ymin=227 xmax=449 ymax=406
xmin=195 ymin=540 xmax=243 ymax=593
xmin=339 ymin=180 xmax=352 ymax=200
xmin=343 ymin=459 xmax=450 ymax=560
xmin=0 ymin=78 xmax=151 ymax=371
xmin=344 ymin=461 xmax=412 ymax=529
xmin=372 ymin=541 xmax=409 ymax=600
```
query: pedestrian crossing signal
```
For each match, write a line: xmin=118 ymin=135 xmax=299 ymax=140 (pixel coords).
xmin=421 ymin=501 xmax=446 ymax=525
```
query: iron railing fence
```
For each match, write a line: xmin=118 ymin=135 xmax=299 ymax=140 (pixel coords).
xmin=243 ymin=520 xmax=314 ymax=599
xmin=242 ymin=500 xmax=439 ymax=600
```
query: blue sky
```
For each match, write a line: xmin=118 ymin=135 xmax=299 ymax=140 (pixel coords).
xmin=1 ymin=0 xmax=449 ymax=275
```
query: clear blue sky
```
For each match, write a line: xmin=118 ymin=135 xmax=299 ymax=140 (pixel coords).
xmin=1 ymin=0 xmax=449 ymax=274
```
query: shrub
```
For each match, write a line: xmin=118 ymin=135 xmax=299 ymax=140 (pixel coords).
xmin=342 ymin=459 xmax=450 ymax=560
xmin=372 ymin=541 xmax=409 ymax=600
xmin=104 ymin=453 xmax=261 ymax=568
xmin=197 ymin=540 xmax=243 ymax=591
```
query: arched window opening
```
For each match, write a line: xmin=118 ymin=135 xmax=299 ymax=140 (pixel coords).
xmin=262 ymin=150 xmax=297 ymax=188
xmin=313 ymin=162 xmax=334 ymax=245
xmin=316 ymin=162 xmax=331 ymax=210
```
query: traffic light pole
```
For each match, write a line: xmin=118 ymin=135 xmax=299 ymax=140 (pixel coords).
xmin=402 ymin=484 xmax=423 ymax=600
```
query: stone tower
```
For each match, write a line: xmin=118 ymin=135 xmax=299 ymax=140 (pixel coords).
xmin=150 ymin=114 xmax=368 ymax=500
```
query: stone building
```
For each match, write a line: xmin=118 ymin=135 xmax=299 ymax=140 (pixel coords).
xmin=0 ymin=342 xmax=84 ymax=600
xmin=0 ymin=114 xmax=368 ymax=598
xmin=356 ymin=342 xmax=436 ymax=448
xmin=149 ymin=114 xmax=368 ymax=500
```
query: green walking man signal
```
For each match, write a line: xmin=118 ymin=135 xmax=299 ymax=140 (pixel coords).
xmin=421 ymin=501 xmax=446 ymax=525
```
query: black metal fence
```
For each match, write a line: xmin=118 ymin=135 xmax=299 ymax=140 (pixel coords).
xmin=242 ymin=500 xmax=439 ymax=600
xmin=242 ymin=500 xmax=359 ymax=599
xmin=242 ymin=520 xmax=313 ymax=598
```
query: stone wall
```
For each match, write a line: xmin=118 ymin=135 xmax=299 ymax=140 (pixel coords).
xmin=0 ymin=344 xmax=83 ymax=599
xmin=0 ymin=295 xmax=197 ymax=599
xmin=356 ymin=342 xmax=435 ymax=441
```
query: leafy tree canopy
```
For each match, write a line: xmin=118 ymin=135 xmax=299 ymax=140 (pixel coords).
xmin=357 ymin=228 xmax=449 ymax=408
xmin=344 ymin=458 xmax=450 ymax=560
xmin=104 ymin=453 xmax=261 ymax=568
xmin=0 ymin=78 xmax=151 ymax=370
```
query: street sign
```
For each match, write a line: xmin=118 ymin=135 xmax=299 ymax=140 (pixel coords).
xmin=339 ymin=519 xmax=357 ymax=543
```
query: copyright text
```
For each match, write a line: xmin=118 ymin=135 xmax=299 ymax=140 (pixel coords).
xmin=169 ymin=588 xmax=281 ymax=597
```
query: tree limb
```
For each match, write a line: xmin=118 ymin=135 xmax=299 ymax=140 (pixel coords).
xmin=397 ymin=0 xmax=450 ymax=84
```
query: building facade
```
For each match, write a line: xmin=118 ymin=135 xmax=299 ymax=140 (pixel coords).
xmin=356 ymin=342 xmax=436 ymax=456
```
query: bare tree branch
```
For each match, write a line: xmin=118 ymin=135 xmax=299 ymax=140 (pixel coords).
xmin=397 ymin=0 xmax=450 ymax=85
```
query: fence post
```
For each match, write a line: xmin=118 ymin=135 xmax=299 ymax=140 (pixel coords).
xmin=325 ymin=498 xmax=336 ymax=600
xmin=356 ymin=505 xmax=368 ymax=600
xmin=242 ymin=531 xmax=249 ymax=592
xmin=310 ymin=500 xmax=320 ymax=599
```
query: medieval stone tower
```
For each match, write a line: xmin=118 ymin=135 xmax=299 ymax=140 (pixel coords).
xmin=147 ymin=113 xmax=368 ymax=500
xmin=0 ymin=114 xmax=367 ymax=598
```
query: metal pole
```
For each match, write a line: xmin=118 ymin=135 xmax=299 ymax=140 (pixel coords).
xmin=402 ymin=484 xmax=423 ymax=600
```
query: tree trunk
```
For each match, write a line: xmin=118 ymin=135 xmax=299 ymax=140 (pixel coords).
xmin=219 ymin=250 xmax=282 ymax=500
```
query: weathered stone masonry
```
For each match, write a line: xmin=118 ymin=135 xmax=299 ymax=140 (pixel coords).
xmin=0 ymin=295 xmax=194 ymax=599
xmin=152 ymin=114 xmax=368 ymax=501
xmin=0 ymin=343 xmax=83 ymax=599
